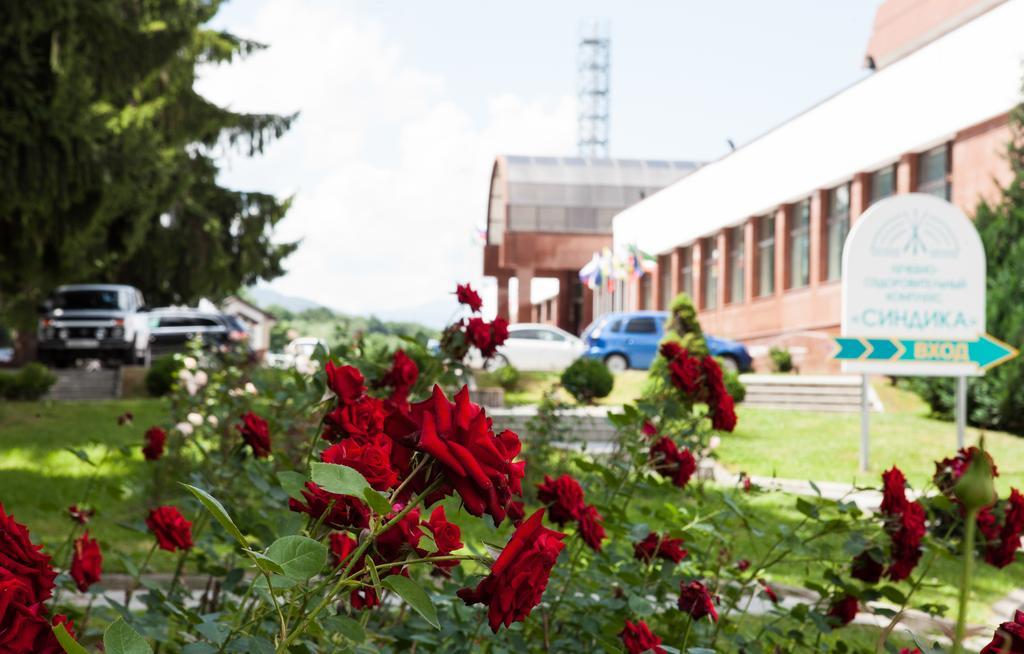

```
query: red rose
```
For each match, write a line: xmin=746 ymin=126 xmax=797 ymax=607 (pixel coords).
xmin=701 ymin=356 xmax=737 ymax=432
xmin=455 ymin=283 xmax=483 ymax=313
xmin=385 ymin=385 xmax=525 ymax=525
xmin=238 ymin=411 xmax=271 ymax=458
xmin=142 ymin=426 xmax=166 ymax=461
xmin=0 ymin=504 xmax=56 ymax=603
xmin=289 ymin=482 xmax=370 ymax=530
xmin=736 ymin=559 xmax=750 ymax=572
xmin=146 ymin=506 xmax=193 ymax=552
xmin=507 ymin=500 xmax=525 ymax=526
xmin=678 ymin=580 xmax=718 ymax=622
xmin=880 ymin=466 xmax=909 ymax=516
xmin=758 ymin=579 xmax=779 ymax=604
xmin=536 ymin=474 xmax=585 ymax=525
xmin=457 ymin=509 xmax=566 ymax=632
xmin=70 ymin=531 xmax=102 ymax=592
xmin=659 ymin=341 xmax=683 ymax=361
xmin=650 ymin=437 xmax=697 ymax=489
xmin=351 ymin=587 xmax=379 ymax=610
xmin=427 ymin=506 xmax=463 ymax=571
xmin=981 ymin=609 xmax=1024 ymax=654
xmin=934 ymin=447 xmax=999 ymax=497
xmin=329 ymin=532 xmax=358 ymax=568
xmin=490 ymin=318 xmax=509 ymax=349
xmin=465 ymin=318 xmax=493 ymax=353
xmin=325 ymin=362 xmax=366 ymax=404
xmin=899 ymin=649 xmax=923 ymax=654
xmin=886 ymin=501 xmax=925 ymax=581
xmin=710 ymin=391 xmax=738 ymax=432
xmin=982 ymin=488 xmax=1024 ymax=568
xmin=322 ymin=433 xmax=398 ymax=491
xmin=578 ymin=505 xmax=606 ymax=552
xmin=827 ymin=595 xmax=859 ymax=626
xmin=38 ymin=614 xmax=75 ymax=654
xmin=0 ymin=598 xmax=68 ymax=653
xmin=851 ymin=551 xmax=884 ymax=584
xmin=323 ymin=396 xmax=387 ymax=443
xmin=634 ymin=533 xmax=688 ymax=564
xmin=378 ymin=350 xmax=419 ymax=402
xmin=667 ymin=350 xmax=702 ymax=396
xmin=619 ymin=619 xmax=666 ymax=654
xmin=67 ymin=505 xmax=93 ymax=525
xmin=642 ymin=421 xmax=658 ymax=437
xmin=373 ymin=508 xmax=424 ymax=565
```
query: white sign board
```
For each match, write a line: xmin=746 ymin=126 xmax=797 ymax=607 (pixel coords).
xmin=840 ymin=193 xmax=986 ymax=376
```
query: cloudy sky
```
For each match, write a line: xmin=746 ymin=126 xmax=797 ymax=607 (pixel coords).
xmin=197 ymin=0 xmax=880 ymax=322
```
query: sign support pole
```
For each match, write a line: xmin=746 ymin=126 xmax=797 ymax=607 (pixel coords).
xmin=955 ymin=376 xmax=967 ymax=450
xmin=860 ymin=374 xmax=869 ymax=472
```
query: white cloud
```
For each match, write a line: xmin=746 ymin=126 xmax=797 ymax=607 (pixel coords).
xmin=196 ymin=1 xmax=575 ymax=317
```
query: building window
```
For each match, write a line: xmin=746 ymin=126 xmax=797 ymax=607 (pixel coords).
xmin=679 ymin=246 xmax=693 ymax=299
xmin=756 ymin=215 xmax=775 ymax=297
xmin=917 ymin=144 xmax=951 ymax=200
xmin=702 ymin=236 xmax=719 ymax=310
xmin=825 ymin=184 xmax=850 ymax=281
xmin=659 ymin=254 xmax=672 ymax=309
xmin=788 ymin=200 xmax=810 ymax=289
xmin=870 ymin=165 xmax=896 ymax=205
xmin=728 ymin=226 xmax=745 ymax=304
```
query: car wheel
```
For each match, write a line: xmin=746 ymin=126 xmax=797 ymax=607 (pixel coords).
xmin=604 ymin=353 xmax=629 ymax=373
xmin=484 ymin=354 xmax=508 ymax=372
xmin=719 ymin=355 xmax=739 ymax=373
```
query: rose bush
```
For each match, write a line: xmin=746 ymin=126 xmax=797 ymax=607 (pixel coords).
xmin=1 ymin=289 xmax=1020 ymax=654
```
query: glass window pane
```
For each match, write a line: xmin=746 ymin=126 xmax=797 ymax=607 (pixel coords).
xmin=826 ymin=184 xmax=850 ymax=281
xmin=757 ymin=216 xmax=775 ymax=297
xmin=917 ymin=145 xmax=950 ymax=200
xmin=702 ymin=237 xmax=719 ymax=310
xmin=625 ymin=317 xmax=657 ymax=334
xmin=679 ymin=247 xmax=693 ymax=299
xmin=870 ymin=166 xmax=895 ymax=204
xmin=789 ymin=200 xmax=810 ymax=289
xmin=729 ymin=226 xmax=745 ymax=303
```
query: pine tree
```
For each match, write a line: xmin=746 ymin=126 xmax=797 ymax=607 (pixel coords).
xmin=0 ymin=0 xmax=296 ymax=353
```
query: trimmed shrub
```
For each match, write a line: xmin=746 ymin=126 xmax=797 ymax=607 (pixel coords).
xmin=495 ymin=364 xmax=520 ymax=391
xmin=0 ymin=363 xmax=57 ymax=400
xmin=720 ymin=362 xmax=746 ymax=402
xmin=560 ymin=358 xmax=613 ymax=405
xmin=146 ymin=355 xmax=182 ymax=397
xmin=769 ymin=346 xmax=793 ymax=373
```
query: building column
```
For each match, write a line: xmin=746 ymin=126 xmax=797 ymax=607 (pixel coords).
xmin=775 ymin=205 xmax=789 ymax=294
xmin=496 ymin=272 xmax=512 ymax=321
xmin=557 ymin=272 xmax=573 ymax=332
xmin=850 ymin=172 xmax=870 ymax=223
xmin=581 ymin=285 xmax=594 ymax=334
xmin=692 ymin=239 xmax=705 ymax=310
xmin=669 ymin=248 xmax=682 ymax=299
xmin=810 ymin=189 xmax=826 ymax=285
xmin=516 ymin=268 xmax=533 ymax=323
xmin=897 ymin=152 xmax=917 ymax=194
xmin=743 ymin=217 xmax=756 ymax=303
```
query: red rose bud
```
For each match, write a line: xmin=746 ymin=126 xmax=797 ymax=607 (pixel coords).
xmin=634 ymin=533 xmax=688 ymax=564
xmin=886 ymin=501 xmax=925 ymax=581
xmin=619 ymin=619 xmax=666 ymax=654
xmin=650 ymin=437 xmax=697 ymax=489
xmin=457 ymin=509 xmax=566 ymax=632
xmin=350 ymin=586 xmax=379 ymax=611
xmin=851 ymin=550 xmax=884 ymax=584
xmin=289 ymin=482 xmax=370 ymax=530
xmin=142 ymin=426 xmax=166 ymax=461
xmin=641 ymin=421 xmax=658 ymax=437
xmin=70 ymin=531 xmax=102 ymax=592
xmin=736 ymin=559 xmax=750 ymax=572
xmin=578 ymin=505 xmax=606 ymax=552
xmin=955 ymin=442 xmax=998 ymax=512
xmin=455 ymin=283 xmax=483 ymax=313
xmin=427 ymin=506 xmax=463 ymax=571
xmin=67 ymin=505 xmax=94 ymax=525
xmin=536 ymin=474 xmax=586 ymax=525
xmin=378 ymin=350 xmax=419 ymax=403
xmin=145 ymin=506 xmax=194 ymax=552
xmin=238 ymin=411 xmax=271 ymax=458
xmin=758 ymin=579 xmax=779 ymax=604
xmin=981 ymin=609 xmax=1024 ymax=654
xmin=322 ymin=433 xmax=399 ymax=491
xmin=880 ymin=467 xmax=910 ymax=516
xmin=827 ymin=595 xmax=859 ymax=627
xmin=0 ymin=504 xmax=57 ymax=607
xmin=325 ymin=362 xmax=366 ymax=404
xmin=934 ymin=446 xmax=1000 ymax=497
xmin=678 ymin=580 xmax=718 ymax=622
xmin=329 ymin=532 xmax=358 ymax=568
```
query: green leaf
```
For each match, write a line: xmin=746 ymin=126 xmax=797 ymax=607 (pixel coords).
xmin=363 ymin=487 xmax=393 ymax=514
xmin=382 ymin=574 xmax=439 ymax=629
xmin=310 ymin=462 xmax=372 ymax=499
xmin=266 ymin=535 xmax=327 ymax=580
xmin=276 ymin=471 xmax=307 ymax=498
xmin=53 ymin=623 xmax=89 ymax=654
xmin=180 ymin=483 xmax=246 ymax=546
xmin=65 ymin=448 xmax=94 ymax=467
xmin=322 ymin=615 xmax=366 ymax=643
xmin=246 ymin=550 xmax=286 ymax=576
xmin=252 ymin=574 xmax=298 ymax=591
xmin=104 ymin=618 xmax=153 ymax=654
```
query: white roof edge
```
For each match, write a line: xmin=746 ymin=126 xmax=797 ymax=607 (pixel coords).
xmin=613 ymin=0 xmax=1024 ymax=255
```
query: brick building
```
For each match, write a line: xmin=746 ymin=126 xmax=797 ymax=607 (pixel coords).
xmin=607 ymin=0 xmax=1022 ymax=372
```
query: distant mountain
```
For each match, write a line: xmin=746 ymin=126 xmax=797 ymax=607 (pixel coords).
xmin=246 ymin=287 xmax=327 ymax=314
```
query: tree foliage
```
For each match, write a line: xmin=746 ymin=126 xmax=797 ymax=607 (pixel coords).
xmin=0 ymin=0 xmax=297 ymax=328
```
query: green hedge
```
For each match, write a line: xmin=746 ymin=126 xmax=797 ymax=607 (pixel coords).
xmin=145 ymin=355 xmax=183 ymax=397
xmin=0 ymin=363 xmax=57 ymax=400
xmin=560 ymin=358 xmax=613 ymax=405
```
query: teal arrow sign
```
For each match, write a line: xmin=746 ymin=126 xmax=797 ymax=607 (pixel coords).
xmin=833 ymin=334 xmax=1018 ymax=370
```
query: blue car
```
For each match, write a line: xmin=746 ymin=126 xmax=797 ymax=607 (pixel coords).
xmin=581 ymin=311 xmax=753 ymax=373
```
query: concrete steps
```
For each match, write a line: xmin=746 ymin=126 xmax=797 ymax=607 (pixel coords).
xmin=739 ymin=374 xmax=883 ymax=413
xmin=45 ymin=367 xmax=121 ymax=401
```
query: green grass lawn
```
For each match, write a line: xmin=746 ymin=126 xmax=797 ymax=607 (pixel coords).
xmin=0 ymin=398 xmax=169 ymax=567
xmin=718 ymin=383 xmax=1024 ymax=493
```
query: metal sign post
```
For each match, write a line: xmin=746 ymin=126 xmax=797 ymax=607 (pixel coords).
xmin=860 ymin=374 xmax=870 ymax=472
xmin=956 ymin=376 xmax=967 ymax=450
